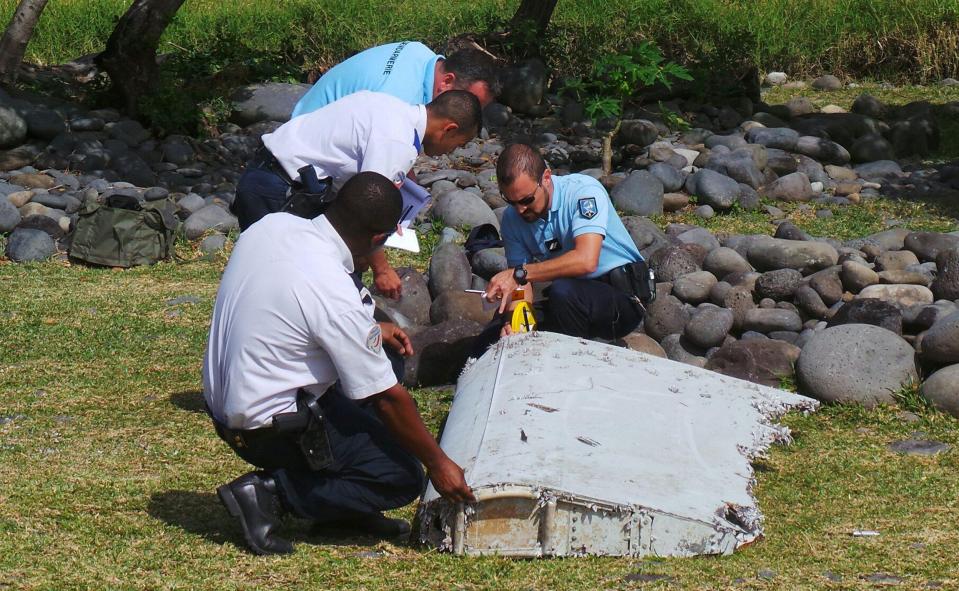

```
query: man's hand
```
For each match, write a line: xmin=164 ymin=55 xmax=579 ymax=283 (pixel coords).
xmin=380 ymin=322 xmax=413 ymax=357
xmin=485 ymin=268 xmax=519 ymax=314
xmin=374 ymin=266 xmax=403 ymax=300
xmin=499 ymin=322 xmax=514 ymax=339
xmin=427 ymin=456 xmax=476 ymax=503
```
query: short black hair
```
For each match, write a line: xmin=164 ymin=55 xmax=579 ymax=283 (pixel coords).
xmin=427 ymin=90 xmax=483 ymax=138
xmin=331 ymin=171 xmax=402 ymax=234
xmin=496 ymin=143 xmax=546 ymax=188
xmin=443 ymin=48 xmax=501 ymax=96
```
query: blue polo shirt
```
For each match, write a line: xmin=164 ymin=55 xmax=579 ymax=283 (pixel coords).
xmin=502 ymin=174 xmax=643 ymax=279
xmin=291 ymin=41 xmax=442 ymax=117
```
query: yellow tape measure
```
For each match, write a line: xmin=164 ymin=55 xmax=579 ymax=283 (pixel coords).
xmin=510 ymin=301 xmax=537 ymax=333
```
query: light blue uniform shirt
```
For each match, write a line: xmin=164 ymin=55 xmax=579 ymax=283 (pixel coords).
xmin=502 ymin=174 xmax=643 ymax=279
xmin=291 ymin=41 xmax=442 ymax=117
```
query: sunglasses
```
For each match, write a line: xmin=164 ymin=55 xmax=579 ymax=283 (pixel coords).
xmin=505 ymin=179 xmax=542 ymax=208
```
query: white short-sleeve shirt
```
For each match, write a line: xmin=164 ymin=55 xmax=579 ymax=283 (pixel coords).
xmin=263 ymin=90 xmax=426 ymax=190
xmin=202 ymin=212 xmax=397 ymax=429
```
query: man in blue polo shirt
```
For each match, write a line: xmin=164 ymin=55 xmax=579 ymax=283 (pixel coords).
xmin=483 ymin=143 xmax=646 ymax=340
xmin=292 ymin=41 xmax=499 ymax=117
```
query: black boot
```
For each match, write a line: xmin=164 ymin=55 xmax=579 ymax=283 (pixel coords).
xmin=217 ymin=471 xmax=294 ymax=555
xmin=321 ymin=512 xmax=411 ymax=539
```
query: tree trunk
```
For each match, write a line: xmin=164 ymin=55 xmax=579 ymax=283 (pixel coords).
xmin=0 ymin=0 xmax=49 ymax=86
xmin=510 ymin=0 xmax=559 ymax=36
xmin=95 ymin=0 xmax=186 ymax=116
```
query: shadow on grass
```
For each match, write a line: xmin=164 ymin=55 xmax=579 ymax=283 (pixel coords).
xmin=149 ymin=490 xmax=413 ymax=553
xmin=170 ymin=390 xmax=206 ymax=413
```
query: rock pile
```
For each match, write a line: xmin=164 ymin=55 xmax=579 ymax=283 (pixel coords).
xmin=2 ymin=77 xmax=958 ymax=415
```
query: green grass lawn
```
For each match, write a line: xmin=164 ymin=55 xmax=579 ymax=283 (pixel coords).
xmin=1 ymin=217 xmax=958 ymax=589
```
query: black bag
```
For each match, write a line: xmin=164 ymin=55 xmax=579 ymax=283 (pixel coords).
xmin=69 ymin=194 xmax=179 ymax=267
xmin=464 ymin=223 xmax=503 ymax=264
xmin=281 ymin=165 xmax=335 ymax=220
xmin=609 ymin=260 xmax=657 ymax=305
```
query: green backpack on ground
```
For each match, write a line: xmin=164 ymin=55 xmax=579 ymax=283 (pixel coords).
xmin=69 ymin=194 xmax=180 ymax=267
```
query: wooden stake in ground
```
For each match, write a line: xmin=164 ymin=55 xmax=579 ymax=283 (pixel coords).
xmin=95 ymin=0 xmax=187 ymax=117
xmin=0 ymin=0 xmax=50 ymax=86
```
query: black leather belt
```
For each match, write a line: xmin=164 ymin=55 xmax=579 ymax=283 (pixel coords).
xmin=250 ymin=145 xmax=295 ymax=186
xmin=207 ymin=389 xmax=325 ymax=449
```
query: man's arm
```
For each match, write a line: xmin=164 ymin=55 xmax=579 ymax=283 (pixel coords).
xmin=368 ymin=384 xmax=476 ymax=503
xmin=486 ymin=233 xmax=603 ymax=312
xmin=370 ymin=250 xmax=402 ymax=299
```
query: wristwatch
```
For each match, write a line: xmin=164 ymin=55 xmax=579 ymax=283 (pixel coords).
xmin=512 ymin=265 xmax=528 ymax=286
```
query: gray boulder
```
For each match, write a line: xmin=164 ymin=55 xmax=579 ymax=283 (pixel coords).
xmin=5 ymin=227 xmax=56 ymax=262
xmin=646 ymin=162 xmax=685 ymax=192
xmin=797 ymin=324 xmax=918 ymax=407
xmin=230 ymin=83 xmax=310 ymax=125
xmin=498 ymin=59 xmax=547 ymax=114
xmin=471 ymin=248 xmax=508 ymax=280
xmin=766 ymin=172 xmax=814 ymax=202
xmin=0 ymin=105 xmax=27 ymax=149
xmin=794 ymin=285 xmax=829 ymax=319
xmin=704 ymin=133 xmax=747 ymax=150
xmin=622 ymin=216 xmax=670 ymax=258
xmin=0 ymin=198 xmax=21 ymax=232
xmin=705 ymin=339 xmax=801 ymax=388
xmin=432 ymin=190 xmax=498 ymax=229
xmin=648 ymin=246 xmax=701 ymax=282
xmin=904 ymin=232 xmax=959 ymax=262
xmin=853 ymin=160 xmax=902 ymax=179
xmin=703 ymin=246 xmax=752 ymax=277
xmin=660 ymin=334 xmax=707 ymax=367
xmin=618 ymin=119 xmax=659 ymax=147
xmin=428 ymin=242 xmax=472 ymax=297
xmin=812 ymin=75 xmax=842 ymax=91
xmin=684 ymin=306 xmax=734 ymax=349
xmin=108 ymin=119 xmax=151 ymax=146
xmin=404 ymin=319 xmax=484 ymax=387
xmin=691 ymin=169 xmax=740 ymax=210
xmin=748 ymin=238 xmax=839 ymax=273
xmin=839 ymin=261 xmax=879 ymax=293
xmin=851 ymin=93 xmax=887 ymax=119
xmin=430 ymin=291 xmax=494 ymax=325
xmin=920 ymin=365 xmax=959 ymax=418
xmin=610 ymin=170 xmax=664 ymax=215
xmin=183 ymin=205 xmax=237 ymax=239
xmin=931 ymin=248 xmax=959 ymax=300
xmin=851 ymin=133 xmax=896 ymax=163
xmin=376 ymin=267 xmax=432 ymax=326
xmin=828 ymin=299 xmax=903 ymax=335
xmin=675 ymin=227 xmax=720 ymax=252
xmin=920 ymin=311 xmax=959 ymax=366
xmin=23 ymin=107 xmax=66 ymax=140
xmin=672 ymin=271 xmax=718 ymax=304
xmin=794 ymin=136 xmax=850 ymax=164
xmin=742 ymin=308 xmax=803 ymax=333
xmin=643 ymin=291 xmax=690 ymax=341
xmin=755 ymin=268 xmax=803 ymax=300
xmin=857 ymin=284 xmax=933 ymax=308
xmin=745 ymin=127 xmax=799 ymax=151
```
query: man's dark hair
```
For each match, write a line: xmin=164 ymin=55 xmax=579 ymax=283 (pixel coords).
xmin=427 ymin=90 xmax=483 ymax=137
xmin=496 ymin=143 xmax=546 ymax=188
xmin=443 ymin=49 xmax=502 ymax=96
xmin=327 ymin=171 xmax=402 ymax=236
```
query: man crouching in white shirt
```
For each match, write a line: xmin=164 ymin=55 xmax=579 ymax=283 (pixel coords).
xmin=206 ymin=171 xmax=474 ymax=555
xmin=231 ymin=90 xmax=482 ymax=300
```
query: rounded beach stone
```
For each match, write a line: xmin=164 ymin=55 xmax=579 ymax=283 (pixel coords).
xmin=755 ymin=268 xmax=802 ymax=301
xmin=919 ymin=311 xmax=959 ymax=366
xmin=796 ymin=324 xmax=918 ymax=407
xmin=684 ymin=305 xmax=734 ymax=349
xmin=920 ymin=365 xmax=959 ymax=418
xmin=672 ymin=271 xmax=718 ymax=304
xmin=705 ymin=339 xmax=801 ymax=388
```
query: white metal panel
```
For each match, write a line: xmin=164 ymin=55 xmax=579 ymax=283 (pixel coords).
xmin=417 ymin=331 xmax=818 ymax=557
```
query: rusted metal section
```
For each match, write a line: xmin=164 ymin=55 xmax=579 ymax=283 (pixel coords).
xmin=417 ymin=331 xmax=818 ymax=558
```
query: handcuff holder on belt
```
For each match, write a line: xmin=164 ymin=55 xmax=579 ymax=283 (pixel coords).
xmin=282 ymin=165 xmax=336 ymax=221
xmin=607 ymin=260 xmax=657 ymax=308
xmin=271 ymin=389 xmax=333 ymax=471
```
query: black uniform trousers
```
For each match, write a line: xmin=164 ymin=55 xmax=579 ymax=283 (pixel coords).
xmin=212 ymin=351 xmax=425 ymax=523
xmin=472 ymin=276 xmax=643 ymax=356
xmin=231 ymin=149 xmax=329 ymax=232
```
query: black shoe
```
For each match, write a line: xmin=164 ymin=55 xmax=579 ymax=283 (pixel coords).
xmin=217 ymin=471 xmax=294 ymax=555
xmin=321 ymin=512 xmax=411 ymax=539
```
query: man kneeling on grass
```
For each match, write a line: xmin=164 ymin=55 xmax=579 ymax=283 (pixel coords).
xmin=203 ymin=172 xmax=474 ymax=555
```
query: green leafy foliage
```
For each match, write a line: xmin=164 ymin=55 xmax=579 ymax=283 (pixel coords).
xmin=561 ymin=41 xmax=692 ymax=124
